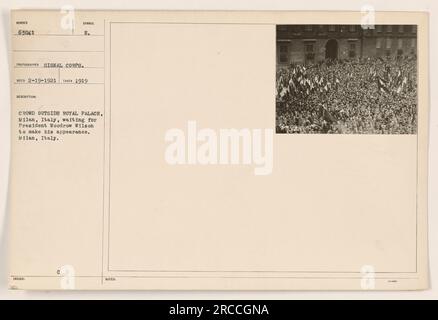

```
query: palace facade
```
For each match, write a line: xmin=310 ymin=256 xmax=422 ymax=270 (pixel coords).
xmin=276 ymin=25 xmax=417 ymax=65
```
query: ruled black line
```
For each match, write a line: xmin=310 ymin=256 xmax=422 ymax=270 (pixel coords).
xmin=13 ymin=34 xmax=104 ymax=36
xmin=101 ymin=18 xmax=107 ymax=286
xmin=13 ymin=50 xmax=104 ymax=52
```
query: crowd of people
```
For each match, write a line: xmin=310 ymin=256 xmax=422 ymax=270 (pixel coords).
xmin=276 ymin=56 xmax=417 ymax=134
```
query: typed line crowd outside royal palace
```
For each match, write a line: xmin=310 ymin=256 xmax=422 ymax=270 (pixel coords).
xmin=276 ymin=25 xmax=418 ymax=134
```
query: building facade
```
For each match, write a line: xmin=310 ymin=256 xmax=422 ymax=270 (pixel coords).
xmin=277 ymin=25 xmax=417 ymax=65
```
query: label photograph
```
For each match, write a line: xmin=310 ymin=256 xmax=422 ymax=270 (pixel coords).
xmin=276 ymin=24 xmax=417 ymax=134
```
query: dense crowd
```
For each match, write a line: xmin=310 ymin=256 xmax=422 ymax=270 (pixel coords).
xmin=276 ymin=56 xmax=417 ymax=134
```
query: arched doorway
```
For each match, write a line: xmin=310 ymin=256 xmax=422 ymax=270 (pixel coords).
xmin=325 ymin=39 xmax=338 ymax=60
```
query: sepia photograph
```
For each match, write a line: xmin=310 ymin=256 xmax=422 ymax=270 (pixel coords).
xmin=276 ymin=25 xmax=417 ymax=134
xmin=3 ymin=8 xmax=433 ymax=297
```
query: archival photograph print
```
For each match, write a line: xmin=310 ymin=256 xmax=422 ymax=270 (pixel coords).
xmin=276 ymin=25 xmax=417 ymax=134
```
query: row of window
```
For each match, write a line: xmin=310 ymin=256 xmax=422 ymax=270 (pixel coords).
xmin=277 ymin=25 xmax=416 ymax=34
xmin=376 ymin=38 xmax=416 ymax=49
xmin=279 ymin=38 xmax=416 ymax=53
xmin=305 ymin=41 xmax=357 ymax=58
xmin=278 ymin=38 xmax=416 ymax=63
xmin=374 ymin=25 xmax=414 ymax=33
